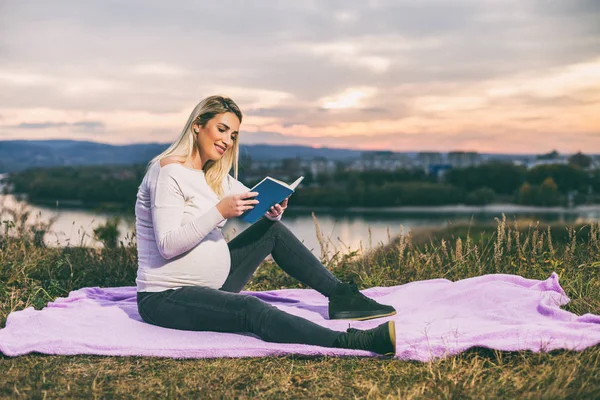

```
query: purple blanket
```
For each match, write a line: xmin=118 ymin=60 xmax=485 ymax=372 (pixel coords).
xmin=1 ymin=273 xmax=599 ymax=361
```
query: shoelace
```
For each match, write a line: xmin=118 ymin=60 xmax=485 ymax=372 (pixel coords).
xmin=344 ymin=327 xmax=376 ymax=349
xmin=347 ymin=279 xmax=380 ymax=305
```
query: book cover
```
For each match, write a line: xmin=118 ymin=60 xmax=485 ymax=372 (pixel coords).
xmin=238 ymin=176 xmax=304 ymax=224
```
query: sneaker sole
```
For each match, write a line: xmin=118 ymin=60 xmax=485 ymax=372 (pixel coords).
xmin=384 ymin=320 xmax=397 ymax=357
xmin=330 ymin=310 xmax=397 ymax=321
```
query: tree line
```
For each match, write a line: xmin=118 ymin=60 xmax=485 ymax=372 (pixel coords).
xmin=6 ymin=162 xmax=600 ymax=210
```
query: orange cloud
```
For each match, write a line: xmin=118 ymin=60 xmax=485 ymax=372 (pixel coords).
xmin=2 ymin=58 xmax=599 ymax=153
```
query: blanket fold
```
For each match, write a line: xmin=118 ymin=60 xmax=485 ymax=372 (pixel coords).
xmin=1 ymin=272 xmax=599 ymax=361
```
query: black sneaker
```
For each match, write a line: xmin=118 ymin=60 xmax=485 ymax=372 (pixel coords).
xmin=328 ymin=280 xmax=397 ymax=320
xmin=333 ymin=320 xmax=396 ymax=356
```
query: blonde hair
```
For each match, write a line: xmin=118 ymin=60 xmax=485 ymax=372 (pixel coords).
xmin=146 ymin=95 xmax=243 ymax=199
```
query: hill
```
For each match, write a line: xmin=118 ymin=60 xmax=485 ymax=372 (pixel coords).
xmin=0 ymin=140 xmax=365 ymax=172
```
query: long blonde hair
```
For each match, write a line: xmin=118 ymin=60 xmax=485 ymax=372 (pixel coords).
xmin=146 ymin=95 xmax=243 ymax=199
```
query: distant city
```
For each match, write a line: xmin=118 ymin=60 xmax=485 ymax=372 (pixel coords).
xmin=241 ymin=149 xmax=600 ymax=184
xmin=1 ymin=140 xmax=599 ymax=208
xmin=0 ymin=140 xmax=598 ymax=185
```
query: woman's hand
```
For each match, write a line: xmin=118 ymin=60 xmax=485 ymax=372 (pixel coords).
xmin=216 ymin=191 xmax=259 ymax=219
xmin=266 ymin=197 xmax=288 ymax=218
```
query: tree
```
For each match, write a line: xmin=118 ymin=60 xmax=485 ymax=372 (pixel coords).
xmin=302 ymin=170 xmax=315 ymax=186
xmin=518 ymin=182 xmax=535 ymax=205
xmin=465 ymin=187 xmax=496 ymax=205
xmin=526 ymin=164 xmax=588 ymax=193
xmin=568 ymin=152 xmax=592 ymax=169
xmin=445 ymin=162 xmax=525 ymax=195
xmin=537 ymin=177 xmax=560 ymax=206
xmin=537 ymin=150 xmax=560 ymax=160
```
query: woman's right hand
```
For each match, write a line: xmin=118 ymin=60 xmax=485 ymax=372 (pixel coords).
xmin=216 ymin=191 xmax=259 ymax=219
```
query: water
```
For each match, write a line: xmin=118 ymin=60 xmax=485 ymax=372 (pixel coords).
xmin=1 ymin=194 xmax=599 ymax=257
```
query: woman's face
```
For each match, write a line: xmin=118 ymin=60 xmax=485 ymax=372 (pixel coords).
xmin=193 ymin=112 xmax=240 ymax=162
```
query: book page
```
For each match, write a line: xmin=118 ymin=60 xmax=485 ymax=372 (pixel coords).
xmin=251 ymin=175 xmax=305 ymax=190
xmin=268 ymin=176 xmax=304 ymax=190
xmin=290 ymin=176 xmax=304 ymax=189
xmin=268 ymin=177 xmax=287 ymax=187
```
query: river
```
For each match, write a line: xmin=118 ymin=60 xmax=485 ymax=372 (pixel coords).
xmin=1 ymin=194 xmax=599 ymax=257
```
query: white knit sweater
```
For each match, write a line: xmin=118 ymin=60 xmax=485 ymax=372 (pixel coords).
xmin=135 ymin=160 xmax=282 ymax=292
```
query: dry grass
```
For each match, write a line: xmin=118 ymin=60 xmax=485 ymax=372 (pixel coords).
xmin=1 ymin=200 xmax=600 ymax=399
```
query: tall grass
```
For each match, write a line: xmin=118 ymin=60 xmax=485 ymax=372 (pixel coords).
xmin=306 ymin=213 xmax=599 ymax=317
xmin=1 ymin=199 xmax=599 ymax=398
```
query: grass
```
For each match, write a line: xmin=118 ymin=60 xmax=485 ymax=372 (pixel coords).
xmin=1 ymin=199 xmax=600 ymax=399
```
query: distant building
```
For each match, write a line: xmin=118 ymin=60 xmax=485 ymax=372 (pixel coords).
xmin=511 ymin=157 xmax=531 ymax=168
xmin=346 ymin=151 xmax=411 ymax=171
xmin=282 ymin=158 xmax=301 ymax=172
xmin=525 ymin=158 xmax=569 ymax=169
xmin=447 ymin=151 xmax=481 ymax=168
xmin=250 ymin=160 xmax=284 ymax=171
xmin=299 ymin=157 xmax=337 ymax=176
xmin=416 ymin=152 xmax=443 ymax=170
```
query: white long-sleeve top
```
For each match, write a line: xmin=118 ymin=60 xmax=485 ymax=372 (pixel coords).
xmin=135 ymin=159 xmax=282 ymax=292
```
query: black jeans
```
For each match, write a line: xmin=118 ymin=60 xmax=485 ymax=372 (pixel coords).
xmin=137 ymin=217 xmax=345 ymax=347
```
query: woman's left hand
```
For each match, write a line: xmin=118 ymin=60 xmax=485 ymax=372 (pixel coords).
xmin=266 ymin=197 xmax=288 ymax=218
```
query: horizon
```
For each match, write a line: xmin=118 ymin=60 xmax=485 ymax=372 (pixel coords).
xmin=1 ymin=138 xmax=597 ymax=157
xmin=0 ymin=1 xmax=599 ymax=153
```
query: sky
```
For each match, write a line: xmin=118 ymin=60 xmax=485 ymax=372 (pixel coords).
xmin=0 ymin=0 xmax=599 ymax=154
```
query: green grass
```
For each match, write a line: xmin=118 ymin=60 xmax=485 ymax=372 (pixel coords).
xmin=1 ymin=201 xmax=600 ymax=399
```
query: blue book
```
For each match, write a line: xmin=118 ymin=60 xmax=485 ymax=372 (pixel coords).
xmin=238 ymin=176 xmax=304 ymax=224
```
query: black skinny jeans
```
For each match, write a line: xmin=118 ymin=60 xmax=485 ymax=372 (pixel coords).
xmin=137 ymin=217 xmax=345 ymax=347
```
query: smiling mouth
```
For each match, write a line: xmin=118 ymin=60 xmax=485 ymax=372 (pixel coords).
xmin=215 ymin=144 xmax=226 ymax=154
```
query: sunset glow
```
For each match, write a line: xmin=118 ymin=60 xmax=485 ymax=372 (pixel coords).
xmin=0 ymin=1 xmax=598 ymax=154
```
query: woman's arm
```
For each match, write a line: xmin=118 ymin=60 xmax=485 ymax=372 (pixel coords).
xmin=151 ymin=165 xmax=226 ymax=260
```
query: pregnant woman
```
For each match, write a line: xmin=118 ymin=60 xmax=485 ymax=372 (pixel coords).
xmin=135 ymin=95 xmax=397 ymax=355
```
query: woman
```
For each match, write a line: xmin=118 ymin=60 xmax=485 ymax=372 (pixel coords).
xmin=135 ymin=95 xmax=397 ymax=356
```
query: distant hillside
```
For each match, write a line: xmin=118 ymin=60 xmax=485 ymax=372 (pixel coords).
xmin=0 ymin=139 xmax=364 ymax=173
xmin=0 ymin=140 xmax=166 ymax=172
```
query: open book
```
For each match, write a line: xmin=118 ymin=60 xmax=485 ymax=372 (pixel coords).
xmin=238 ymin=176 xmax=304 ymax=224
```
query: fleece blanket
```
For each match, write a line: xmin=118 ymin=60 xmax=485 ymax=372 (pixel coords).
xmin=1 ymin=273 xmax=599 ymax=361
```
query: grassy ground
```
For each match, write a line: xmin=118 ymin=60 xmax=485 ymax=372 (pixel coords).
xmin=1 ymin=202 xmax=599 ymax=399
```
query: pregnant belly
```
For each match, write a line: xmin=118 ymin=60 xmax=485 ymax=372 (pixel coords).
xmin=145 ymin=230 xmax=232 ymax=290
xmin=184 ymin=231 xmax=231 ymax=287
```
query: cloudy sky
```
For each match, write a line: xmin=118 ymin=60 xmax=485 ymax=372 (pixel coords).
xmin=0 ymin=0 xmax=599 ymax=154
